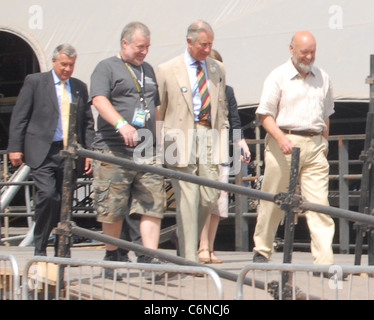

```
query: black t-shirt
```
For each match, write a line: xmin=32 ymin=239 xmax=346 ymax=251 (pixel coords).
xmin=90 ymin=56 xmax=160 ymax=154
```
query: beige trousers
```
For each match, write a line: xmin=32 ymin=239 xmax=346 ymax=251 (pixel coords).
xmin=170 ymin=125 xmax=220 ymax=262
xmin=253 ymin=133 xmax=335 ymax=265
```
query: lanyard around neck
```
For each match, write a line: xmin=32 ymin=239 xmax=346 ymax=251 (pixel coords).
xmin=119 ymin=54 xmax=148 ymax=111
xmin=125 ymin=62 xmax=144 ymax=93
xmin=120 ymin=55 xmax=145 ymax=95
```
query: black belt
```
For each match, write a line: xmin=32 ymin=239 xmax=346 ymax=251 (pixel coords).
xmin=281 ymin=129 xmax=321 ymax=136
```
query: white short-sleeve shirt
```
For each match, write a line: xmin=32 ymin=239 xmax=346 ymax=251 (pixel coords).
xmin=256 ymin=58 xmax=334 ymax=133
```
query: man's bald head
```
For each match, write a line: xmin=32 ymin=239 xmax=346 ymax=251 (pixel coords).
xmin=290 ymin=30 xmax=316 ymax=48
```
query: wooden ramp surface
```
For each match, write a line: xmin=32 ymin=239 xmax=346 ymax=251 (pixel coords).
xmin=1 ymin=246 xmax=373 ymax=300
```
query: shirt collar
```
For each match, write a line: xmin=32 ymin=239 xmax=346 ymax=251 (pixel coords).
xmin=184 ymin=49 xmax=207 ymax=68
xmin=52 ymin=69 xmax=70 ymax=86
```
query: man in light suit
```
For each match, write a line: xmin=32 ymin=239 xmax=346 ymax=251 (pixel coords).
xmin=7 ymin=44 xmax=94 ymax=256
xmin=156 ymin=20 xmax=228 ymax=262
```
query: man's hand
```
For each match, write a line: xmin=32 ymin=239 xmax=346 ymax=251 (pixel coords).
xmin=278 ymin=136 xmax=294 ymax=155
xmin=239 ymin=138 xmax=251 ymax=163
xmin=119 ymin=123 xmax=139 ymax=147
xmin=84 ymin=158 xmax=93 ymax=174
xmin=9 ymin=152 xmax=24 ymax=167
xmin=259 ymin=114 xmax=294 ymax=155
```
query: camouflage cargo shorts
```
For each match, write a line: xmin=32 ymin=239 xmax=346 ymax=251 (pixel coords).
xmin=92 ymin=149 xmax=165 ymax=223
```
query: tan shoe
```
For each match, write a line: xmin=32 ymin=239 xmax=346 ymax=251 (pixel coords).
xmin=210 ymin=251 xmax=222 ymax=264
xmin=198 ymin=248 xmax=211 ymax=263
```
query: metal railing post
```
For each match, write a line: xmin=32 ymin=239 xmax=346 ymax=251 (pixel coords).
xmin=281 ymin=147 xmax=300 ymax=266
xmin=55 ymin=102 xmax=78 ymax=259
xmin=338 ymin=138 xmax=350 ymax=253
xmin=235 ymin=163 xmax=249 ymax=251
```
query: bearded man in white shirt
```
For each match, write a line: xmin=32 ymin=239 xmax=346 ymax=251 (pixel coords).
xmin=253 ymin=30 xmax=335 ymax=266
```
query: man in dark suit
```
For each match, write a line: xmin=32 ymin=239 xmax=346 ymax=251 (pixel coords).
xmin=7 ymin=43 xmax=94 ymax=256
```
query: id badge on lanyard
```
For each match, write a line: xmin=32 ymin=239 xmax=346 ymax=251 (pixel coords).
xmin=132 ymin=108 xmax=146 ymax=127
xmin=124 ymin=62 xmax=150 ymax=127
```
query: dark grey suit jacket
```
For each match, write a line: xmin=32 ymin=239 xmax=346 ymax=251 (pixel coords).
xmin=7 ymin=71 xmax=94 ymax=171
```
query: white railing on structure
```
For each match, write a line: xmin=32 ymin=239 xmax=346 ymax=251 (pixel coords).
xmin=0 ymin=254 xmax=21 ymax=300
xmin=22 ymin=256 xmax=223 ymax=300
xmin=236 ymin=263 xmax=374 ymax=300
xmin=0 ymin=177 xmax=95 ymax=246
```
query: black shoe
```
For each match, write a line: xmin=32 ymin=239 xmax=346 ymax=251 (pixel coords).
xmin=118 ymin=251 xmax=131 ymax=262
xmin=313 ymin=271 xmax=348 ymax=280
xmin=253 ymin=251 xmax=268 ymax=263
xmin=103 ymin=268 xmax=123 ymax=281
xmin=138 ymin=256 xmax=165 ymax=281
xmin=34 ymin=249 xmax=47 ymax=256
xmin=312 ymin=271 xmax=329 ymax=278
xmin=137 ymin=255 xmax=153 ymax=263
xmin=102 ymin=250 xmax=123 ymax=281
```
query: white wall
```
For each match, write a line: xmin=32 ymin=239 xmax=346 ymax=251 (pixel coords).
xmin=1 ymin=0 xmax=373 ymax=105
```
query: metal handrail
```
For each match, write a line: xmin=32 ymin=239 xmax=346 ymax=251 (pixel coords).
xmin=75 ymin=145 xmax=374 ymax=227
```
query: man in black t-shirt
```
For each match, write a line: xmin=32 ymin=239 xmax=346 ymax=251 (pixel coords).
xmin=90 ymin=22 xmax=165 ymax=280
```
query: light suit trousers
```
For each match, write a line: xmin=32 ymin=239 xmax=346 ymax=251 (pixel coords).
xmin=253 ymin=133 xmax=335 ymax=265
xmin=169 ymin=125 xmax=220 ymax=262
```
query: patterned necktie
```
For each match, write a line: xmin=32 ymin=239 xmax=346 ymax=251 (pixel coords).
xmin=196 ymin=61 xmax=211 ymax=122
xmin=60 ymin=80 xmax=70 ymax=146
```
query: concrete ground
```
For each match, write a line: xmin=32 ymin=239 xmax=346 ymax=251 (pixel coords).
xmin=1 ymin=244 xmax=373 ymax=301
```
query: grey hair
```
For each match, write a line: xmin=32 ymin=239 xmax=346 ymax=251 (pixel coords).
xmin=120 ymin=21 xmax=150 ymax=45
xmin=52 ymin=43 xmax=77 ymax=59
xmin=186 ymin=20 xmax=214 ymax=42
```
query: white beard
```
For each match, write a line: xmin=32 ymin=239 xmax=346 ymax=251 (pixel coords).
xmin=292 ymin=55 xmax=313 ymax=74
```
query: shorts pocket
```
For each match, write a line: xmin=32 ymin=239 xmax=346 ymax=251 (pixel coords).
xmin=92 ymin=180 xmax=111 ymax=216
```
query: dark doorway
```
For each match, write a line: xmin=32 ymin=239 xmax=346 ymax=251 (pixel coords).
xmin=0 ymin=31 xmax=40 ymax=150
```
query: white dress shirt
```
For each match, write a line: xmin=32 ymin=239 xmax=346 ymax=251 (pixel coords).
xmin=52 ymin=70 xmax=72 ymax=142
